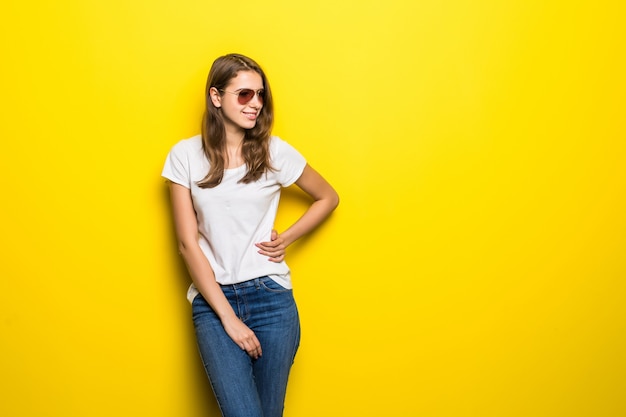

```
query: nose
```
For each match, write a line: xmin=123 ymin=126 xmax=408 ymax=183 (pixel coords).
xmin=248 ymin=92 xmax=263 ymax=108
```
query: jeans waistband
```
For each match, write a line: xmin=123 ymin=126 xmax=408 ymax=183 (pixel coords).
xmin=219 ymin=276 xmax=270 ymax=290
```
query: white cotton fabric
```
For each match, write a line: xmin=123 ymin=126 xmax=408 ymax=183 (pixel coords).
xmin=162 ymin=135 xmax=306 ymax=302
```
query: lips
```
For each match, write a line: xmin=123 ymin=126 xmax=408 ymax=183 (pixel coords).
xmin=243 ymin=112 xmax=258 ymax=120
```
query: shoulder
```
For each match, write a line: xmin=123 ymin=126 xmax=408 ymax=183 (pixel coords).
xmin=170 ymin=134 xmax=203 ymax=155
xmin=269 ymin=135 xmax=284 ymax=152
xmin=163 ymin=135 xmax=205 ymax=186
xmin=269 ymin=135 xmax=301 ymax=157
xmin=268 ymin=136 xmax=307 ymax=185
xmin=166 ymin=134 xmax=205 ymax=166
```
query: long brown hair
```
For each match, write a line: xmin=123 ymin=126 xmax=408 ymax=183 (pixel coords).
xmin=197 ymin=53 xmax=274 ymax=188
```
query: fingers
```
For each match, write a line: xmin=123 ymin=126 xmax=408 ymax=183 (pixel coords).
xmin=236 ymin=327 xmax=262 ymax=359
xmin=224 ymin=317 xmax=263 ymax=359
xmin=239 ymin=335 xmax=263 ymax=359
xmin=255 ymin=229 xmax=286 ymax=262
xmin=257 ymin=229 xmax=283 ymax=249
xmin=256 ymin=246 xmax=285 ymax=262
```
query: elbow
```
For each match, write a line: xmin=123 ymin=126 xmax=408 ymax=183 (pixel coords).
xmin=332 ymin=192 xmax=340 ymax=210
xmin=329 ymin=190 xmax=340 ymax=211
xmin=177 ymin=239 xmax=195 ymax=257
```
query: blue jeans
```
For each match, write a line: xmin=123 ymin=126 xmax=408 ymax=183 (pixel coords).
xmin=192 ymin=276 xmax=301 ymax=417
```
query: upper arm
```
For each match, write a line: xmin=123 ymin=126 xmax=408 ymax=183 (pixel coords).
xmin=295 ymin=164 xmax=339 ymax=206
xmin=168 ymin=182 xmax=198 ymax=248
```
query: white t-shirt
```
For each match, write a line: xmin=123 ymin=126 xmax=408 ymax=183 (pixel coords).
xmin=162 ymin=135 xmax=306 ymax=302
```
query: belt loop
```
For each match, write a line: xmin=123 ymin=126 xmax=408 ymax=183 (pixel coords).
xmin=255 ymin=278 xmax=261 ymax=290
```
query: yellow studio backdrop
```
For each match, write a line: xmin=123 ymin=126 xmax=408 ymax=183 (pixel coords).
xmin=1 ymin=0 xmax=625 ymax=416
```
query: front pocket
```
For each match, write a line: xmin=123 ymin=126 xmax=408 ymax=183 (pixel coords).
xmin=260 ymin=277 xmax=291 ymax=293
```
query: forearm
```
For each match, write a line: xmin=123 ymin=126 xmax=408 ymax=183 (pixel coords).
xmin=281 ymin=197 xmax=338 ymax=247
xmin=279 ymin=164 xmax=339 ymax=247
xmin=178 ymin=243 xmax=237 ymax=322
xmin=179 ymin=241 xmax=262 ymax=358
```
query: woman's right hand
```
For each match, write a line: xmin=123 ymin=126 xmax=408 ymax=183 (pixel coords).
xmin=221 ymin=316 xmax=263 ymax=359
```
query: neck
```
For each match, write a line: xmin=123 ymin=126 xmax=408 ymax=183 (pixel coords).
xmin=225 ymin=131 xmax=245 ymax=149
xmin=225 ymin=132 xmax=245 ymax=168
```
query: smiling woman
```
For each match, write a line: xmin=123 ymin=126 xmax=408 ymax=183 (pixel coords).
xmin=161 ymin=53 xmax=339 ymax=417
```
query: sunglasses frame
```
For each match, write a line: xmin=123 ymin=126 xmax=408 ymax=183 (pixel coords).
xmin=219 ymin=88 xmax=265 ymax=105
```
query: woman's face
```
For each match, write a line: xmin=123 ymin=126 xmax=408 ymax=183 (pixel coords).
xmin=211 ymin=70 xmax=264 ymax=135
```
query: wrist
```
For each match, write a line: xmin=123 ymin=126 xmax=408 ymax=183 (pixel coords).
xmin=280 ymin=230 xmax=297 ymax=248
xmin=219 ymin=311 xmax=239 ymax=324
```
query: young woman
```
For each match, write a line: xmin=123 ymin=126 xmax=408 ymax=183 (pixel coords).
xmin=162 ymin=53 xmax=339 ymax=417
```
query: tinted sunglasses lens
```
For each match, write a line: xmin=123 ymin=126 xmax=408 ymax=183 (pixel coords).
xmin=237 ymin=89 xmax=264 ymax=105
xmin=237 ymin=89 xmax=254 ymax=104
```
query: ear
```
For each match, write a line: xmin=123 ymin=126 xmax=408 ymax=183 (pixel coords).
xmin=209 ymin=87 xmax=222 ymax=108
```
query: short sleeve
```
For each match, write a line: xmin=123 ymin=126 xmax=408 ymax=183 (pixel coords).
xmin=271 ymin=137 xmax=307 ymax=187
xmin=162 ymin=140 xmax=191 ymax=188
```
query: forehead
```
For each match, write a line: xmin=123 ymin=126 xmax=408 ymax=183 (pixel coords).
xmin=227 ymin=70 xmax=263 ymax=89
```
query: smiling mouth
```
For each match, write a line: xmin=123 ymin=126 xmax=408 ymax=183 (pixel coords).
xmin=243 ymin=112 xmax=257 ymax=120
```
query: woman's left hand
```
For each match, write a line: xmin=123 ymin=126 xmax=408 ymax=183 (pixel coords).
xmin=255 ymin=229 xmax=286 ymax=262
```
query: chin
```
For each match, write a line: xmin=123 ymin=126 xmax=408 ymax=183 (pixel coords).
xmin=241 ymin=122 xmax=258 ymax=130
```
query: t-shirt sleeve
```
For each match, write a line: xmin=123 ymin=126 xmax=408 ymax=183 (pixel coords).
xmin=272 ymin=137 xmax=307 ymax=187
xmin=162 ymin=140 xmax=191 ymax=188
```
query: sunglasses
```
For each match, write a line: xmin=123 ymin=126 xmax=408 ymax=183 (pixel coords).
xmin=219 ymin=88 xmax=265 ymax=105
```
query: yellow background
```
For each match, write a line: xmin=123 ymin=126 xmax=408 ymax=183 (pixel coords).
xmin=1 ymin=1 xmax=625 ymax=416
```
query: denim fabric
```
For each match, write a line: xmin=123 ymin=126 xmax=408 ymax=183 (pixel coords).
xmin=192 ymin=276 xmax=301 ymax=417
